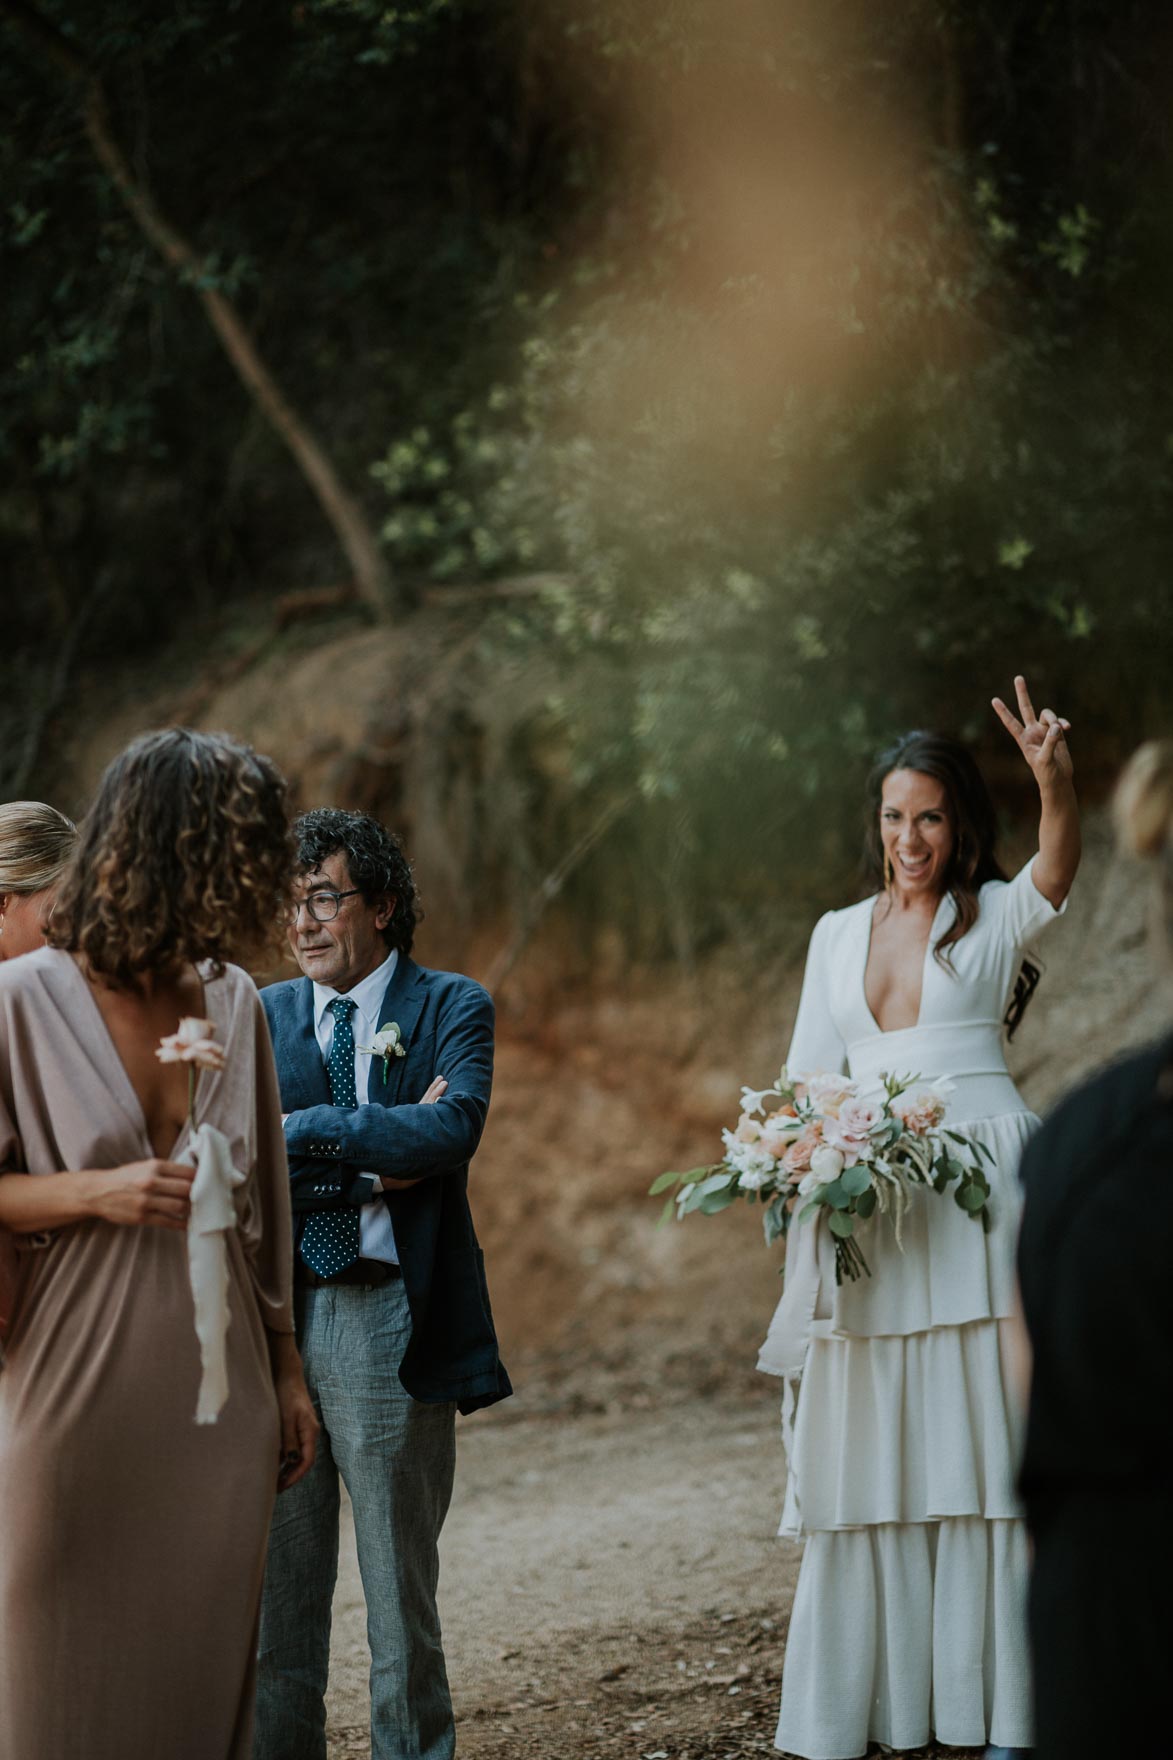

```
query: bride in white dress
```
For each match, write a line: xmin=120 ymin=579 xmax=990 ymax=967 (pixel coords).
xmin=758 ymin=678 xmax=1080 ymax=1759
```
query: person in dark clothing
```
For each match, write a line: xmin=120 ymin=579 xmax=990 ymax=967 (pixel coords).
xmin=1017 ymin=739 xmax=1173 ymax=1760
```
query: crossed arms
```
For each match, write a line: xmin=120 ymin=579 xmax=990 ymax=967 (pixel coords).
xmin=280 ymin=984 xmax=494 ymax=1213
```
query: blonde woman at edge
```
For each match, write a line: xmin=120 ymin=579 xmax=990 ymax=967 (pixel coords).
xmin=0 ymin=800 xmax=76 ymax=958
xmin=758 ymin=677 xmax=1079 ymax=1760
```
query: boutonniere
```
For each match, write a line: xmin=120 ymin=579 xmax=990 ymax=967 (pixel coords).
xmin=358 ymin=1022 xmax=408 ymax=1083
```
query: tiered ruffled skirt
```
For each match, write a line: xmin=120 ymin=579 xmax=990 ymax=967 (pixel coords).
xmin=769 ymin=1100 xmax=1036 ymax=1758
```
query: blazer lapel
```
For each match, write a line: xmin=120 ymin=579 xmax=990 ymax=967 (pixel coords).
xmin=368 ymin=957 xmax=428 ymax=1105
xmin=279 ymin=978 xmax=331 ymax=1110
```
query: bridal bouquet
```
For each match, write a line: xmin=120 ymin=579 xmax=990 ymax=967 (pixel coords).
xmin=650 ymin=1068 xmax=993 ymax=1283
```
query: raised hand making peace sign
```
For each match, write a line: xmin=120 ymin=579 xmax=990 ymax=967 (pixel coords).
xmin=992 ymin=674 xmax=1074 ymax=785
xmin=991 ymin=673 xmax=1080 ymax=908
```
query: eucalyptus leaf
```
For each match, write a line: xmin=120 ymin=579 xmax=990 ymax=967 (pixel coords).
xmin=698 ymin=1188 xmax=739 ymax=1215
xmin=763 ymin=1197 xmax=788 ymax=1246
xmin=696 ymin=1172 xmax=735 ymax=1197
xmin=841 ymin=1165 xmax=871 ymax=1197
xmin=828 ymin=1210 xmax=855 ymax=1238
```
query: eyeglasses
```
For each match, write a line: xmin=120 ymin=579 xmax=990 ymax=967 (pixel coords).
xmin=289 ymin=887 xmax=362 ymax=925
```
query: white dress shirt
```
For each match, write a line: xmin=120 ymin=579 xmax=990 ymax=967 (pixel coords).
xmin=311 ymin=947 xmax=399 ymax=1265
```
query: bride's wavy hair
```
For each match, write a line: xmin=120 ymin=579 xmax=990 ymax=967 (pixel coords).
xmin=48 ymin=728 xmax=294 ymax=987
xmin=862 ymin=730 xmax=1039 ymax=1038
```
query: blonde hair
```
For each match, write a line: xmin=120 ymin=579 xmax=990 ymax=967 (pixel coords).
xmin=1114 ymin=740 xmax=1173 ymax=950
xmin=0 ymin=801 xmax=77 ymax=894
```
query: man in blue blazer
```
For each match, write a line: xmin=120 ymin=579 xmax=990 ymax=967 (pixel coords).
xmin=254 ymin=807 xmax=510 ymax=1760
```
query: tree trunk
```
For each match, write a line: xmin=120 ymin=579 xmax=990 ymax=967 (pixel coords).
xmin=0 ymin=0 xmax=399 ymax=621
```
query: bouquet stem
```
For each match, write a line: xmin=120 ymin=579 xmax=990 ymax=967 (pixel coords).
xmin=833 ymin=1235 xmax=871 ymax=1284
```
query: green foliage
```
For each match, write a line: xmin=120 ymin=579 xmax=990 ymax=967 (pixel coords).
xmin=3 ymin=0 xmax=1171 ymax=940
xmin=369 ymin=0 xmax=1173 ymax=941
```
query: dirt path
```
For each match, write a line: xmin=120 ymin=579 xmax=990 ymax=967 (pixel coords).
xmin=323 ymin=1396 xmax=981 ymax=1760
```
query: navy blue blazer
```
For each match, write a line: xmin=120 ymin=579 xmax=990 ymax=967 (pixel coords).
xmin=261 ymin=956 xmax=511 ymax=1414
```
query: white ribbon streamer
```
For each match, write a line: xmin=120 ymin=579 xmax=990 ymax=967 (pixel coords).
xmin=181 ymin=1123 xmax=245 ymax=1425
xmin=756 ymin=1210 xmax=824 ymax=1536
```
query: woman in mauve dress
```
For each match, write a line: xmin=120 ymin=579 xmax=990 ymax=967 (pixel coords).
xmin=0 ymin=728 xmax=318 ymax=1760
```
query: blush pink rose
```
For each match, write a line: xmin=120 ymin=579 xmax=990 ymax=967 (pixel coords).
xmin=828 ymin=1097 xmax=881 ymax=1152
xmin=781 ymin=1123 xmax=824 ymax=1179
xmin=759 ymin=1114 xmax=805 ymax=1159
xmin=892 ymin=1089 xmax=947 ymax=1136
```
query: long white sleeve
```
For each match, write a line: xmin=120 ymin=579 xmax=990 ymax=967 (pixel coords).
xmin=786 ymin=911 xmax=848 ymax=1077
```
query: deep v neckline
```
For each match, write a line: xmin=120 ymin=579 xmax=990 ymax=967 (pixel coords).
xmin=68 ymin=955 xmax=216 ymax=1160
xmin=860 ymin=891 xmax=952 ymax=1037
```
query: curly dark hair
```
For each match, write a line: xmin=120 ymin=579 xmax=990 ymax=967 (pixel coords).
xmin=294 ymin=807 xmax=421 ymax=956
xmin=863 ymin=730 xmax=1039 ymax=1038
xmin=48 ymin=728 xmax=294 ymax=986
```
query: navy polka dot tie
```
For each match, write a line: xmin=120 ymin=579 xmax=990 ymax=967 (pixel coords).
xmin=300 ymin=996 xmax=361 ymax=1278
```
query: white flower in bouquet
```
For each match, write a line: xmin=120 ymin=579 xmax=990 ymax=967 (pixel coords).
xmin=805 ymin=1073 xmax=857 ymax=1117
xmin=809 ymin=1143 xmax=846 ymax=1182
xmin=730 ymin=1114 xmax=764 ymax=1145
xmin=721 ymin=1135 xmax=776 ymax=1185
xmin=759 ymin=1111 xmax=806 ymax=1158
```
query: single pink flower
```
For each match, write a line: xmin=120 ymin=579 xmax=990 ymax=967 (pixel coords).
xmin=157 ymin=1017 xmax=226 ymax=1072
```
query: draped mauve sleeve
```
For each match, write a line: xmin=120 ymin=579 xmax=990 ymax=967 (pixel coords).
xmin=237 ymin=984 xmax=295 ymax=1336
xmin=785 ymin=911 xmax=848 ymax=1077
xmin=0 ymin=1062 xmax=25 ymax=1348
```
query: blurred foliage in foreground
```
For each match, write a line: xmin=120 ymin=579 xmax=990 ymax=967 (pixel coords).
xmin=2 ymin=0 xmax=1171 ymax=949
